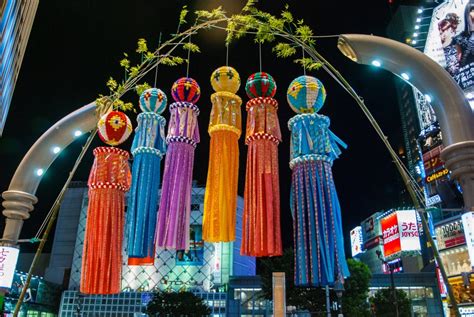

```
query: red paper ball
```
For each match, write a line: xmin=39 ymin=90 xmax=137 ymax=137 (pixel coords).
xmin=97 ymin=111 xmax=133 ymax=146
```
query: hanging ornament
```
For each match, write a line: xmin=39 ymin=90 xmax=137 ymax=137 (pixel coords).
xmin=155 ymin=77 xmax=200 ymax=250
xmin=203 ymin=66 xmax=242 ymax=242
xmin=81 ymin=111 xmax=132 ymax=294
xmin=241 ymin=72 xmax=282 ymax=257
xmin=126 ymin=88 xmax=167 ymax=263
xmin=287 ymin=75 xmax=349 ymax=287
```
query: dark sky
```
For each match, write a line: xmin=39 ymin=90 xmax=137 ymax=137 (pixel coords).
xmin=0 ymin=0 xmax=419 ymax=255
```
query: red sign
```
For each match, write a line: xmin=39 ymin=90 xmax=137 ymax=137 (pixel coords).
xmin=381 ymin=213 xmax=401 ymax=257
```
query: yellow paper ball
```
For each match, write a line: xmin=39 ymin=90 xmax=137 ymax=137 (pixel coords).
xmin=210 ymin=66 xmax=240 ymax=93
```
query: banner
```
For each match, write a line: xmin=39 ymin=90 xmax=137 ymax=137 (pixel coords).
xmin=0 ymin=247 xmax=19 ymax=289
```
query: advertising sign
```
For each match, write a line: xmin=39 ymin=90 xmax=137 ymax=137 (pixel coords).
xmin=381 ymin=210 xmax=421 ymax=257
xmin=381 ymin=212 xmax=401 ymax=257
xmin=0 ymin=247 xmax=19 ymax=289
xmin=397 ymin=210 xmax=422 ymax=252
xmin=436 ymin=219 xmax=466 ymax=250
xmin=361 ymin=212 xmax=382 ymax=249
xmin=424 ymin=0 xmax=474 ymax=92
xmin=462 ymin=212 xmax=474 ymax=270
xmin=350 ymin=226 xmax=364 ymax=257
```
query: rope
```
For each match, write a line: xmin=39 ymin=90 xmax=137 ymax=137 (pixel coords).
xmin=226 ymin=43 xmax=229 ymax=66
xmin=154 ymin=32 xmax=163 ymax=88
xmin=259 ymin=42 xmax=262 ymax=72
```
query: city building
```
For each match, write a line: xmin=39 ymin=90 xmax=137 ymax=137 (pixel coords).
xmin=0 ymin=0 xmax=39 ymax=135
xmin=351 ymin=208 xmax=445 ymax=316
xmin=1 ymin=270 xmax=62 ymax=316
xmin=45 ymin=182 xmax=258 ymax=316
xmin=387 ymin=1 xmax=465 ymax=209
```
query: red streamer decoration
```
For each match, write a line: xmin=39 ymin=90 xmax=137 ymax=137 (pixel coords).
xmin=80 ymin=147 xmax=131 ymax=294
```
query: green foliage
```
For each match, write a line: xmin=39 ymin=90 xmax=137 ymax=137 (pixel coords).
xmin=136 ymin=38 xmax=148 ymax=53
xmin=195 ymin=6 xmax=226 ymax=20
xmin=342 ymin=259 xmax=372 ymax=317
xmin=129 ymin=65 xmax=140 ymax=78
xmin=106 ymin=77 xmax=118 ymax=91
xmin=371 ymin=288 xmax=411 ymax=317
xmin=119 ymin=55 xmax=130 ymax=69
xmin=272 ymin=43 xmax=296 ymax=58
xmin=145 ymin=51 xmax=155 ymax=60
xmin=112 ymin=99 xmax=135 ymax=112
xmin=183 ymin=42 xmax=201 ymax=53
xmin=296 ymin=24 xmax=315 ymax=46
xmin=294 ymin=57 xmax=322 ymax=71
xmin=179 ymin=5 xmax=188 ymax=25
xmin=146 ymin=291 xmax=211 ymax=317
xmin=135 ymin=82 xmax=151 ymax=96
xmin=160 ymin=56 xmax=186 ymax=66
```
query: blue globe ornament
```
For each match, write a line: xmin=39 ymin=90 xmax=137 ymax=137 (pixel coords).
xmin=287 ymin=75 xmax=326 ymax=114
xmin=139 ymin=88 xmax=168 ymax=114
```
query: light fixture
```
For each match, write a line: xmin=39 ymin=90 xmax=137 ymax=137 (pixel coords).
xmin=36 ymin=168 xmax=44 ymax=176
xmin=415 ymin=25 xmax=420 ymax=30
xmin=371 ymin=60 xmax=382 ymax=67
xmin=412 ymin=40 xmax=417 ymax=45
xmin=466 ymin=92 xmax=473 ymax=99
xmin=417 ymin=8 xmax=423 ymax=14
xmin=413 ymin=33 xmax=418 ymax=37
xmin=52 ymin=146 xmax=61 ymax=154
xmin=401 ymin=73 xmax=410 ymax=80
xmin=416 ymin=18 xmax=421 ymax=23
xmin=74 ymin=130 xmax=82 ymax=137
xmin=424 ymin=94 xmax=432 ymax=103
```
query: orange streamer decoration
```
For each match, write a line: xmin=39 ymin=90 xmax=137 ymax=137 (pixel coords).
xmin=80 ymin=147 xmax=131 ymax=294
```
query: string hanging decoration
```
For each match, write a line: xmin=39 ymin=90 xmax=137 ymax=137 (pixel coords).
xmin=126 ymin=88 xmax=167 ymax=265
xmin=155 ymin=77 xmax=200 ymax=250
xmin=241 ymin=72 xmax=282 ymax=257
xmin=203 ymin=66 xmax=242 ymax=242
xmin=287 ymin=75 xmax=349 ymax=287
xmin=81 ymin=110 xmax=132 ymax=294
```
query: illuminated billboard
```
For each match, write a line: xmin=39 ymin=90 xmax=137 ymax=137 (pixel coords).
xmin=361 ymin=212 xmax=382 ymax=249
xmin=424 ymin=0 xmax=474 ymax=93
xmin=435 ymin=218 xmax=466 ymax=251
xmin=381 ymin=210 xmax=421 ymax=257
xmin=350 ymin=226 xmax=364 ymax=257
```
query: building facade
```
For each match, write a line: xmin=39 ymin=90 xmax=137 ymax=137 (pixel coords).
xmin=46 ymin=182 xmax=257 ymax=316
xmin=0 ymin=0 xmax=39 ymax=135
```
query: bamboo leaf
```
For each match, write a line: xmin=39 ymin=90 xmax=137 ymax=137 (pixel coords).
xmin=183 ymin=42 xmax=201 ymax=53
xmin=136 ymin=38 xmax=148 ymax=53
xmin=179 ymin=5 xmax=188 ymax=24
xmin=135 ymin=82 xmax=151 ymax=95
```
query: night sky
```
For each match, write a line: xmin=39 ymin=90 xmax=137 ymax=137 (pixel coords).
xmin=0 ymin=0 xmax=419 ymax=255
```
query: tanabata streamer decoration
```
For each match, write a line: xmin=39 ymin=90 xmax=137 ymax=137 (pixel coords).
xmin=241 ymin=72 xmax=282 ymax=257
xmin=155 ymin=77 xmax=200 ymax=250
xmin=203 ymin=66 xmax=242 ymax=242
xmin=287 ymin=75 xmax=349 ymax=287
xmin=126 ymin=88 xmax=167 ymax=264
xmin=81 ymin=110 xmax=132 ymax=294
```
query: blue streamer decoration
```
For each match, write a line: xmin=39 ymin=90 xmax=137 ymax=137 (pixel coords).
xmin=288 ymin=112 xmax=350 ymax=287
xmin=127 ymin=112 xmax=166 ymax=258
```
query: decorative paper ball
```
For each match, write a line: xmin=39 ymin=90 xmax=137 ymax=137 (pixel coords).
xmin=139 ymin=88 xmax=167 ymax=114
xmin=171 ymin=77 xmax=200 ymax=103
xmin=210 ymin=66 xmax=241 ymax=93
xmin=287 ymin=75 xmax=326 ymax=114
xmin=97 ymin=111 xmax=133 ymax=146
xmin=245 ymin=72 xmax=277 ymax=99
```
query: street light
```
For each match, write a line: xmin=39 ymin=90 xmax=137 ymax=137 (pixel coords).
xmin=376 ymin=249 xmax=399 ymax=317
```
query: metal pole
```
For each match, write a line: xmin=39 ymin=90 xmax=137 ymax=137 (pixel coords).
xmin=389 ymin=263 xmax=399 ymax=317
xmin=326 ymin=285 xmax=331 ymax=317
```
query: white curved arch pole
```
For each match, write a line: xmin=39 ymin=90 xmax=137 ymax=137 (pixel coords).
xmin=1 ymin=102 xmax=98 ymax=245
xmin=338 ymin=34 xmax=474 ymax=211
